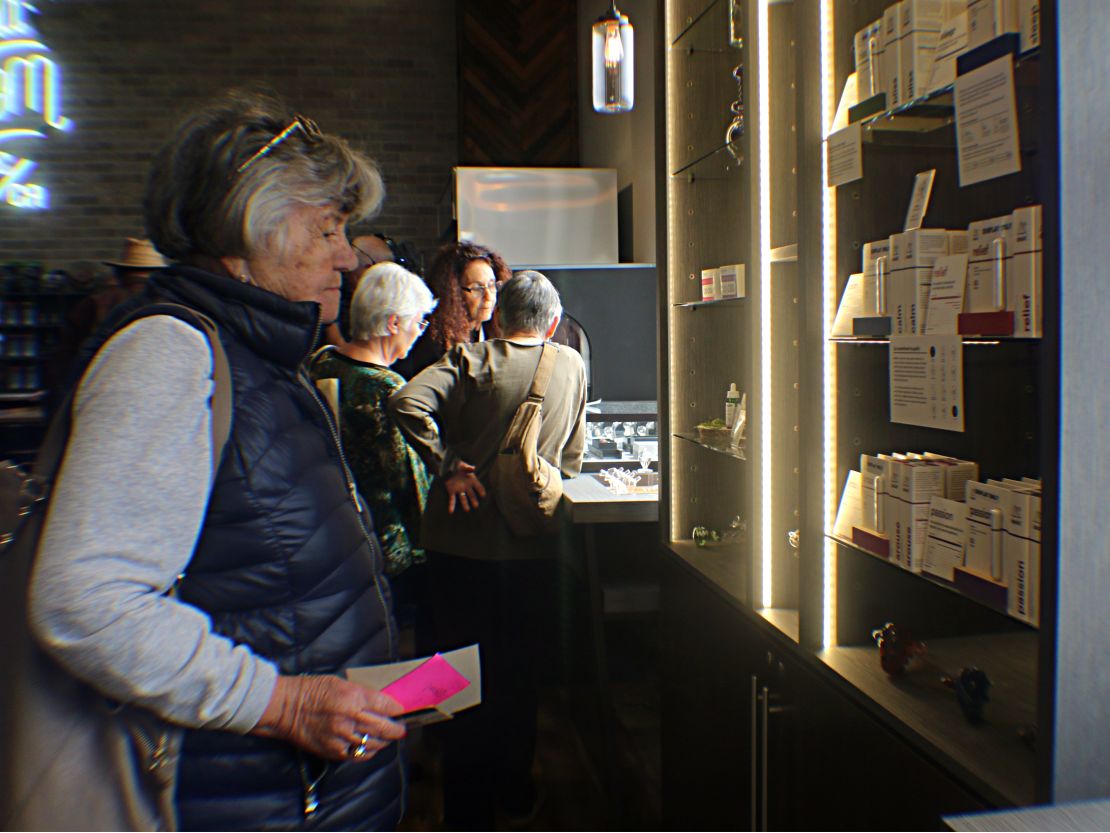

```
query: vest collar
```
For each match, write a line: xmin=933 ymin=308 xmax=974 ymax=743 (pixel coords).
xmin=147 ymin=265 xmax=322 ymax=369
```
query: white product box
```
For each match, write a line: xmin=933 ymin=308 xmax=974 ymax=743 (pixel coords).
xmin=1018 ymin=0 xmax=1040 ymax=53
xmin=929 ymin=11 xmax=970 ymax=92
xmin=862 ymin=238 xmax=892 ymax=315
xmin=883 ymin=4 xmax=904 ymax=109
xmin=966 ymin=214 xmax=1013 ymax=313
xmin=923 ymin=452 xmax=980 ymax=499
xmin=948 ymin=229 xmax=969 ymax=254
xmin=889 ymin=459 xmax=947 ymax=571
xmin=860 ymin=454 xmax=893 ymax=533
xmin=1008 ymin=204 xmax=1042 ymax=337
xmin=700 ymin=267 xmax=720 ymax=301
xmin=986 ymin=479 xmax=1040 ymax=625
xmin=718 ymin=263 xmax=746 ymax=299
xmin=967 ymin=0 xmax=1018 ymax=50
xmin=900 ymin=0 xmax=945 ymax=102
xmin=855 ymin=19 xmax=884 ymax=100
xmin=965 ymin=480 xmax=1006 ymax=578
xmin=923 ymin=496 xmax=969 ymax=580
xmin=890 ymin=229 xmax=949 ymax=333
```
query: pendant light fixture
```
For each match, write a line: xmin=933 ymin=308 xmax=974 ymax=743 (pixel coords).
xmin=592 ymin=1 xmax=634 ymax=113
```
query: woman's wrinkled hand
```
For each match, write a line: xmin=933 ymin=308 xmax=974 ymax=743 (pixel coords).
xmin=252 ymin=675 xmax=406 ymax=762
xmin=444 ymin=460 xmax=487 ymax=513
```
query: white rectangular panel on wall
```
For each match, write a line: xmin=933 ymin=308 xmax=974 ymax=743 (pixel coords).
xmin=454 ymin=167 xmax=619 ymax=266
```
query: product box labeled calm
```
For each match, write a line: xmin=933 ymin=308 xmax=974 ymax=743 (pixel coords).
xmin=922 ymin=496 xmax=969 ymax=580
xmin=966 ymin=215 xmax=1013 ymax=313
xmin=1018 ymin=0 xmax=1040 ymax=52
xmin=1008 ymin=204 xmax=1042 ymax=337
xmin=890 ymin=229 xmax=949 ymax=334
xmin=882 ymin=3 xmax=904 ymax=109
xmin=718 ymin=263 xmax=746 ymax=299
xmin=900 ymin=0 xmax=945 ymax=102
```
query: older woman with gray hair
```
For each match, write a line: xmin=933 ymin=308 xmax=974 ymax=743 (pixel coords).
xmin=389 ymin=270 xmax=587 ymax=828
xmin=310 ymin=262 xmax=436 ymax=578
xmin=16 ymin=89 xmax=409 ymax=830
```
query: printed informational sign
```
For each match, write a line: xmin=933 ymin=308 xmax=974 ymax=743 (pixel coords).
xmin=889 ymin=334 xmax=965 ymax=432
xmin=0 ymin=0 xmax=73 ymax=210
xmin=827 ymin=122 xmax=863 ymax=187
xmin=954 ymin=54 xmax=1021 ymax=187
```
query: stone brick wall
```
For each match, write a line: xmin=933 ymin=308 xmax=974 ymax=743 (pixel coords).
xmin=0 ymin=0 xmax=458 ymax=273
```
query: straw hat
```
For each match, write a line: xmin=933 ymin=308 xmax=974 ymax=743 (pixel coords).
xmin=103 ymin=238 xmax=168 ymax=270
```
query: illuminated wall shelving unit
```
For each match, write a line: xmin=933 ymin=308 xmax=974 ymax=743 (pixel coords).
xmin=660 ymin=0 xmax=800 ymax=642
xmin=658 ymin=0 xmax=1086 ymax=826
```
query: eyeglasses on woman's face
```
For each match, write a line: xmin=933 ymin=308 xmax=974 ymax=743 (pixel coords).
xmin=460 ymin=281 xmax=498 ymax=296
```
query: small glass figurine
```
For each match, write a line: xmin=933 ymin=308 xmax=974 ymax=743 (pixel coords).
xmin=942 ymin=667 xmax=991 ymax=724
xmin=692 ymin=526 xmax=721 ymax=547
xmin=871 ymin=621 xmax=928 ymax=676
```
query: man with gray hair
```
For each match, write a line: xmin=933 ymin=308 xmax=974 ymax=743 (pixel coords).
xmin=389 ymin=269 xmax=586 ymax=827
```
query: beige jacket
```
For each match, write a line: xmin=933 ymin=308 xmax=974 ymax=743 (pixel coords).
xmin=388 ymin=339 xmax=587 ymax=560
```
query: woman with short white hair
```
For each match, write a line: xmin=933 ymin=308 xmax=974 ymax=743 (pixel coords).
xmin=310 ymin=261 xmax=437 ymax=578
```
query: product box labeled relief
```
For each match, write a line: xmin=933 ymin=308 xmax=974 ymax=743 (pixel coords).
xmin=900 ymin=0 xmax=945 ymax=102
xmin=882 ymin=3 xmax=904 ymax=110
xmin=718 ymin=263 xmax=746 ymax=299
xmin=1008 ymin=205 xmax=1042 ymax=337
xmin=889 ymin=229 xmax=949 ymax=334
xmin=966 ymin=215 xmax=1013 ymax=313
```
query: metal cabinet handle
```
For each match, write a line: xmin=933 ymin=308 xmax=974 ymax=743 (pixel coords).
xmin=761 ymin=684 xmax=770 ymax=831
xmin=751 ymin=675 xmax=758 ymax=832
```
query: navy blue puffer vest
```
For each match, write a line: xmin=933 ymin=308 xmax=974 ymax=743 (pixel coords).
xmin=102 ymin=266 xmax=404 ymax=831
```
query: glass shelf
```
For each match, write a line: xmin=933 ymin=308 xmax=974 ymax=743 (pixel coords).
xmin=671 ymin=0 xmax=726 ymax=48
xmin=0 ymin=389 xmax=45 ymax=402
xmin=826 ymin=532 xmax=1037 ymax=630
xmin=674 ymin=431 xmax=746 ymax=460
xmin=670 ymin=138 xmax=745 ymax=180
xmin=859 ymin=88 xmax=955 ymax=135
xmin=830 ymin=335 xmax=1040 ymax=346
xmin=674 ymin=296 xmax=746 ymax=309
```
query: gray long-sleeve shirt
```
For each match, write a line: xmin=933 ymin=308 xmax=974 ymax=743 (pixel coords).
xmin=29 ymin=316 xmax=277 ymax=733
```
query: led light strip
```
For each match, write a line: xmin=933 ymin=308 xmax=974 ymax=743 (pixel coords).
xmin=820 ymin=0 xmax=837 ymax=647
xmin=757 ymin=0 xmax=772 ymax=609
xmin=665 ymin=13 xmax=680 ymax=537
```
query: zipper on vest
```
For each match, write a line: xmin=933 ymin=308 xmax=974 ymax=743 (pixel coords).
xmin=298 ymin=364 xmax=397 ymax=660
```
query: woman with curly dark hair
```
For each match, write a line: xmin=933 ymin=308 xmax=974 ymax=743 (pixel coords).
xmin=393 ymin=241 xmax=511 ymax=379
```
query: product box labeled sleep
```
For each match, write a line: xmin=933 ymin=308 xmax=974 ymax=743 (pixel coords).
xmin=900 ymin=0 xmax=945 ymax=102
xmin=882 ymin=3 xmax=904 ymax=109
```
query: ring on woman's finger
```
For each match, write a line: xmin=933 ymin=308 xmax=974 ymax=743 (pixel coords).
xmin=350 ymin=732 xmax=370 ymax=759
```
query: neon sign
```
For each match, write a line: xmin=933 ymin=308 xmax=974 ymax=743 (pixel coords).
xmin=0 ymin=0 xmax=73 ymax=209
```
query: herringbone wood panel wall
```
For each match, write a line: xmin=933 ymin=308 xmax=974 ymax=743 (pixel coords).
xmin=459 ymin=0 xmax=580 ymax=165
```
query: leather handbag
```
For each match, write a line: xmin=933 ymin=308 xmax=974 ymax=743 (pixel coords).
xmin=489 ymin=343 xmax=563 ymax=537
xmin=0 ymin=304 xmax=232 ymax=832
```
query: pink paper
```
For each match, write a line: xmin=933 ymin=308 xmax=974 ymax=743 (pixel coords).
xmin=382 ymin=653 xmax=471 ymax=713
